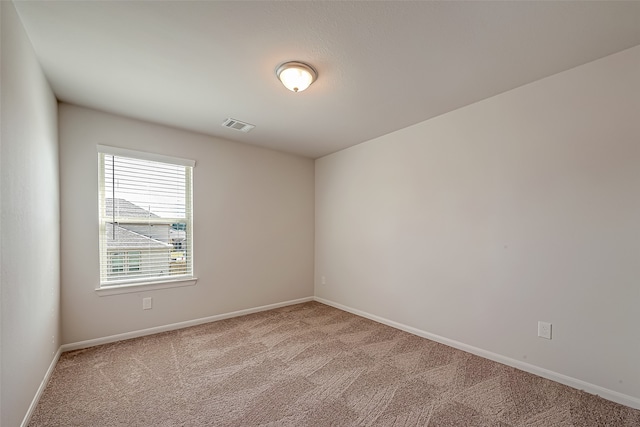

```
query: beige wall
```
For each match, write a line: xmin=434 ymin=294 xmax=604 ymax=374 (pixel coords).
xmin=315 ymin=46 xmax=640 ymax=405
xmin=1 ymin=2 xmax=61 ymax=426
xmin=59 ymin=104 xmax=315 ymax=344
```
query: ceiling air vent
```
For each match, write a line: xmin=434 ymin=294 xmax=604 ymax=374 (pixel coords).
xmin=222 ymin=118 xmax=255 ymax=133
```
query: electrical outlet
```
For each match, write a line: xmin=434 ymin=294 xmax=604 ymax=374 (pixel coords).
xmin=143 ymin=297 xmax=153 ymax=310
xmin=538 ymin=321 xmax=552 ymax=339
xmin=321 ymin=276 xmax=326 ymax=285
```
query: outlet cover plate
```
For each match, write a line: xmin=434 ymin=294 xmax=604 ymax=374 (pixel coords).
xmin=143 ymin=297 xmax=152 ymax=310
xmin=538 ymin=321 xmax=552 ymax=339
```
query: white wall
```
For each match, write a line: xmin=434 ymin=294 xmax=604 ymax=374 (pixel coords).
xmin=1 ymin=2 xmax=61 ymax=426
xmin=316 ymin=45 xmax=640 ymax=405
xmin=59 ymin=104 xmax=314 ymax=344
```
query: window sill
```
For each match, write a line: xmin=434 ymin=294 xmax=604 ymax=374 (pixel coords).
xmin=95 ymin=277 xmax=198 ymax=296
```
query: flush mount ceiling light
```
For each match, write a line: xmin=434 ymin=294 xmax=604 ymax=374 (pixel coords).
xmin=275 ymin=61 xmax=318 ymax=93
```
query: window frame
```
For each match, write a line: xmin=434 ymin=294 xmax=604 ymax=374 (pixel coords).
xmin=96 ymin=145 xmax=197 ymax=295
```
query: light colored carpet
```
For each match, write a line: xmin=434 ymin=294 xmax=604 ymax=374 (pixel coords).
xmin=29 ymin=302 xmax=639 ymax=426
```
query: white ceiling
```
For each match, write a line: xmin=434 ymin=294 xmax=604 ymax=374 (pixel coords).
xmin=13 ymin=1 xmax=640 ymax=159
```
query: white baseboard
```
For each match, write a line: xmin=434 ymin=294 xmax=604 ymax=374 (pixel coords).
xmin=61 ymin=296 xmax=314 ymax=352
xmin=21 ymin=347 xmax=63 ymax=427
xmin=314 ymin=296 xmax=640 ymax=411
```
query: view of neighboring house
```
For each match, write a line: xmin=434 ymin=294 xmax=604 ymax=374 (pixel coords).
xmin=104 ymin=198 xmax=187 ymax=279
xmin=105 ymin=222 xmax=172 ymax=278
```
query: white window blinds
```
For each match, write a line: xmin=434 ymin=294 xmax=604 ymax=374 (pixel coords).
xmin=97 ymin=145 xmax=195 ymax=286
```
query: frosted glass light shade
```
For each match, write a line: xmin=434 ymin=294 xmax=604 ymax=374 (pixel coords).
xmin=276 ymin=61 xmax=318 ymax=92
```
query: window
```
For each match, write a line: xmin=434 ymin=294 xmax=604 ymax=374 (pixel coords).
xmin=108 ymin=251 xmax=142 ymax=275
xmin=110 ymin=252 xmax=125 ymax=274
xmin=98 ymin=145 xmax=195 ymax=287
xmin=128 ymin=251 xmax=141 ymax=272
